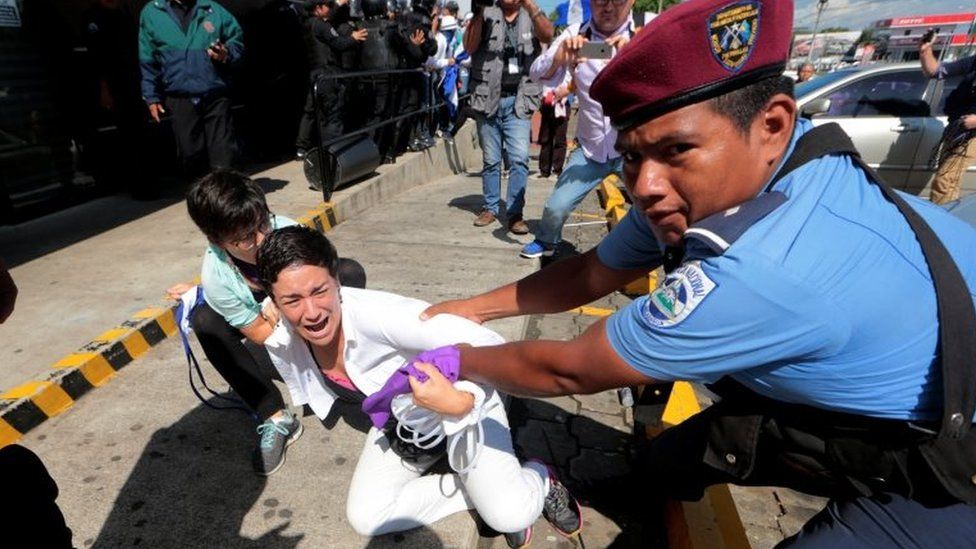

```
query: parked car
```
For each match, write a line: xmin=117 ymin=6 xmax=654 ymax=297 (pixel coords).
xmin=796 ymin=62 xmax=975 ymax=197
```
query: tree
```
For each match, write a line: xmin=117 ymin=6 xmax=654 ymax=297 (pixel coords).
xmin=633 ymin=0 xmax=682 ymax=15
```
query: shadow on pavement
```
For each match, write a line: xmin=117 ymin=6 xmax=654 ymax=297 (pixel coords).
xmin=507 ymin=397 xmax=667 ymax=548
xmin=1 ymin=177 xmax=289 ymax=268
xmin=91 ymin=402 xmax=302 ymax=549
xmin=447 ymin=194 xmax=484 ymax=216
xmin=364 ymin=527 xmax=448 ymax=549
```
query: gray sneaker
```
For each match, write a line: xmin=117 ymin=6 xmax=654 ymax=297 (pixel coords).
xmin=504 ymin=526 xmax=532 ymax=548
xmin=253 ymin=413 xmax=303 ymax=476
xmin=539 ymin=464 xmax=582 ymax=538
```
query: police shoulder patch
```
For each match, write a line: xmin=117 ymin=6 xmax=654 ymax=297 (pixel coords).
xmin=707 ymin=1 xmax=760 ymax=73
xmin=643 ymin=261 xmax=716 ymax=328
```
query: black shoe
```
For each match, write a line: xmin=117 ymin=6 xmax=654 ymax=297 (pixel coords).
xmin=536 ymin=461 xmax=582 ymax=538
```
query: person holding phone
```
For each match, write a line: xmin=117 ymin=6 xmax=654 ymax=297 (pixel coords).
xmin=138 ymin=0 xmax=244 ymax=174
xmin=519 ymin=0 xmax=635 ymax=258
xmin=919 ymin=29 xmax=976 ymax=205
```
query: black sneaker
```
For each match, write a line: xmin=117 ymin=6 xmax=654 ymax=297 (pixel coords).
xmin=252 ymin=412 xmax=303 ymax=476
xmin=504 ymin=526 xmax=532 ymax=548
xmin=537 ymin=462 xmax=582 ymax=538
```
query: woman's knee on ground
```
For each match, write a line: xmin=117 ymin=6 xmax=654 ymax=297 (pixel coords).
xmin=346 ymin=494 xmax=394 ymax=536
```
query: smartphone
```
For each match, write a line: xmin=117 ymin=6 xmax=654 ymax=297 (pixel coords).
xmin=920 ymin=29 xmax=937 ymax=45
xmin=580 ymin=41 xmax=612 ymax=60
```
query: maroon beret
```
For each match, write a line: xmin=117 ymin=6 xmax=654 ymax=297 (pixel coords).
xmin=591 ymin=0 xmax=793 ymax=130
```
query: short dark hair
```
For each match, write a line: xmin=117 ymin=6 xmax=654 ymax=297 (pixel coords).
xmin=257 ymin=226 xmax=340 ymax=295
xmin=709 ymin=75 xmax=795 ymax=135
xmin=186 ymin=170 xmax=270 ymax=244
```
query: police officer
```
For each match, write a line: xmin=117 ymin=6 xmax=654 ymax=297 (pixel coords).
xmin=296 ymin=0 xmax=368 ymax=159
xmin=393 ymin=0 xmax=438 ymax=154
xmin=416 ymin=0 xmax=976 ymax=544
xmin=354 ymin=0 xmax=404 ymax=162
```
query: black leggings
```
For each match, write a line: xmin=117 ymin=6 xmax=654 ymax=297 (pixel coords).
xmin=191 ymin=302 xmax=284 ymax=421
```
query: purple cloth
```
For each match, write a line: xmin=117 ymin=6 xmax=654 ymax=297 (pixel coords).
xmin=362 ymin=346 xmax=461 ymax=428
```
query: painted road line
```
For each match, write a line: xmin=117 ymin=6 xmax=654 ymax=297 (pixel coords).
xmin=570 ymin=306 xmax=615 ymax=317
xmin=595 ymin=176 xmax=658 ymax=296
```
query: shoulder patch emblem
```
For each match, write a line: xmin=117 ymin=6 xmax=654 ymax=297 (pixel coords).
xmin=644 ymin=261 xmax=716 ymax=328
xmin=203 ymin=20 xmax=215 ymax=33
xmin=708 ymin=1 xmax=760 ymax=73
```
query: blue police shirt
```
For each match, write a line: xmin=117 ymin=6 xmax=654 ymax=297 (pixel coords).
xmin=598 ymin=118 xmax=976 ymax=421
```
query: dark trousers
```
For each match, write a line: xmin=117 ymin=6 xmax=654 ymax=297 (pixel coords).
xmin=642 ymin=391 xmax=976 ymax=547
xmin=0 ymin=445 xmax=73 ymax=548
xmin=296 ymin=74 xmax=345 ymax=151
xmin=357 ymin=78 xmax=396 ymax=158
xmin=537 ymin=103 xmax=568 ymax=177
xmin=165 ymin=94 xmax=237 ymax=173
xmin=394 ymin=72 xmax=427 ymax=154
xmin=190 ymin=302 xmax=284 ymax=421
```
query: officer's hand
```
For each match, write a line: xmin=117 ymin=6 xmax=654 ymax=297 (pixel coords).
xmin=419 ymin=299 xmax=485 ymax=324
xmin=352 ymin=28 xmax=368 ymax=41
xmin=148 ymin=103 xmax=165 ymax=123
xmin=207 ymin=42 xmax=229 ymax=63
xmin=411 ymin=28 xmax=426 ymax=46
xmin=447 ymin=57 xmax=456 ymax=66
xmin=554 ymin=35 xmax=587 ymax=68
xmin=408 ymin=362 xmax=475 ymax=417
xmin=963 ymin=114 xmax=976 ymax=131
xmin=166 ymin=282 xmax=195 ymax=300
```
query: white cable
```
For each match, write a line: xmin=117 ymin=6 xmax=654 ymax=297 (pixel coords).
xmin=390 ymin=383 xmax=498 ymax=475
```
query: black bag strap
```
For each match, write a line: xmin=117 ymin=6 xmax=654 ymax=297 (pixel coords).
xmin=765 ymin=122 xmax=976 ymax=440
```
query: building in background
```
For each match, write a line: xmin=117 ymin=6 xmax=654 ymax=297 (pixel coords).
xmin=871 ymin=12 xmax=976 ymax=63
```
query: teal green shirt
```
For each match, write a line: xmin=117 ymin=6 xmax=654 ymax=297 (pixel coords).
xmin=200 ymin=215 xmax=296 ymax=329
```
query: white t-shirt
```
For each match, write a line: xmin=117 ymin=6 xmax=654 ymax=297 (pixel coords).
xmin=263 ymin=286 xmax=504 ymax=420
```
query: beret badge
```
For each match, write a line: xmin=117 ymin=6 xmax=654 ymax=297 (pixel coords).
xmin=708 ymin=1 xmax=760 ymax=73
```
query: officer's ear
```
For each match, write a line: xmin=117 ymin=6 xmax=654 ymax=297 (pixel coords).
xmin=755 ymin=94 xmax=796 ymax=168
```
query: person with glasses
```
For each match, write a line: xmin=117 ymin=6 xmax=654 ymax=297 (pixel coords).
xmin=168 ymin=170 xmax=365 ymax=475
xmin=519 ymin=0 xmax=635 ymax=259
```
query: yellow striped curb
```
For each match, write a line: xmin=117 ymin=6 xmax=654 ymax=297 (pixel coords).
xmin=0 ymin=203 xmax=339 ymax=448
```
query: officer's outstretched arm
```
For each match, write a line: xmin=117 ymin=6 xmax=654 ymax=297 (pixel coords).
xmin=421 ymin=248 xmax=649 ymax=323
xmin=459 ymin=317 xmax=654 ymax=397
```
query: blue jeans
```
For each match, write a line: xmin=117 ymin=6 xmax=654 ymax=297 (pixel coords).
xmin=476 ymin=96 xmax=531 ymax=218
xmin=535 ymin=148 xmax=623 ymax=246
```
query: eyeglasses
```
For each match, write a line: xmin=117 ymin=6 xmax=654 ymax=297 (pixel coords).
xmin=227 ymin=215 xmax=272 ymax=251
xmin=590 ymin=0 xmax=629 ymax=6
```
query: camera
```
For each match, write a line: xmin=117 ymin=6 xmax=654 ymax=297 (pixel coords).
xmin=921 ymin=28 xmax=937 ymax=45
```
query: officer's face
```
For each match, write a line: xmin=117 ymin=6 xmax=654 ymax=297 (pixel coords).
xmin=616 ymin=99 xmax=794 ymax=246
xmin=272 ymin=264 xmax=343 ymax=348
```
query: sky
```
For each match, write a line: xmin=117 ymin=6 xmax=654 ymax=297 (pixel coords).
xmin=532 ymin=0 xmax=976 ymax=32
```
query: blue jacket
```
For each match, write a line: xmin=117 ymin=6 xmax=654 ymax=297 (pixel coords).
xmin=138 ymin=0 xmax=243 ymax=103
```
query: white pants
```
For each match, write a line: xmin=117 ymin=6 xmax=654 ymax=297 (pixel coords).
xmin=345 ymin=390 xmax=549 ymax=536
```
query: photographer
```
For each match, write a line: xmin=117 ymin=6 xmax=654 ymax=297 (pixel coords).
xmin=519 ymin=0 xmax=634 ymax=258
xmin=920 ymin=31 xmax=976 ymax=204
xmin=464 ymin=0 xmax=553 ymax=234
xmin=138 ymin=0 xmax=243 ymax=174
